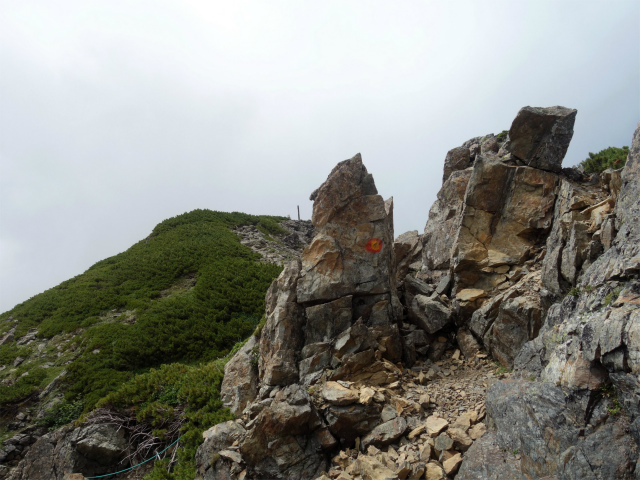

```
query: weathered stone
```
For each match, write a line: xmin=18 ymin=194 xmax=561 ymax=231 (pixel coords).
xmin=238 ymin=385 xmax=325 ymax=477
xmin=456 ymin=328 xmax=480 ymax=359
xmin=485 ymin=380 xmax=637 ymax=479
xmin=394 ymin=231 xmax=423 ymax=283
xmin=457 ymin=432 xmax=526 ymax=480
xmin=219 ymin=449 xmax=243 ymax=464
xmin=448 ymin=427 xmax=473 ymax=452
xmin=305 ymin=296 xmax=352 ymax=345
xmin=7 ymin=425 xmax=127 ymax=480
xmin=443 ymin=146 xmax=471 ymax=183
xmin=298 ymin=155 xmax=395 ymax=303
xmin=259 ymin=259 xmax=305 ymax=386
xmin=298 ymin=342 xmax=332 ymax=381
xmin=540 ymin=176 xmax=610 ymax=295
xmin=74 ymin=424 xmax=126 ymax=464
xmin=426 ymin=416 xmax=449 ymax=437
xmin=468 ymin=422 xmax=487 ymax=440
xmin=443 ymin=452 xmax=463 ymax=476
xmin=345 ymin=455 xmax=398 ymax=480
xmin=361 ymin=417 xmax=408 ymax=449
xmin=423 ymin=168 xmax=473 ymax=273
xmin=472 ymin=272 xmax=552 ymax=368
xmin=481 ymin=135 xmax=499 ymax=155
xmin=408 ymin=295 xmax=452 ymax=334
xmin=433 ymin=432 xmax=453 ymax=452
xmin=505 ymin=105 xmax=577 ymax=172
xmin=325 ymin=403 xmax=382 ymax=446
xmin=424 ymin=462 xmax=446 ymax=480
xmin=322 ymin=381 xmax=360 ymax=406
xmin=456 ymin=288 xmax=485 ymax=302
xmin=451 ymin=155 xmax=558 ymax=306
xmin=202 ymin=421 xmax=246 ymax=446
xmin=580 ymin=122 xmax=640 ymax=286
xmin=221 ymin=335 xmax=258 ymax=416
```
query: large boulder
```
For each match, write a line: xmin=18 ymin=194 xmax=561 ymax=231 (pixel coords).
xmin=220 ymin=335 xmax=259 ymax=416
xmin=451 ymin=156 xmax=558 ymax=306
xmin=394 ymin=230 xmax=423 ymax=283
xmin=422 ymin=167 xmax=473 ymax=279
xmin=6 ymin=424 xmax=127 ymax=480
xmin=259 ymin=259 xmax=305 ymax=386
xmin=297 ymin=154 xmax=396 ymax=303
xmin=505 ymin=105 xmax=577 ymax=173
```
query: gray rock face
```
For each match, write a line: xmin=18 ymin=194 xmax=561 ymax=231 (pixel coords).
xmin=239 ymin=385 xmax=327 ymax=479
xmin=462 ymin=122 xmax=640 ymax=480
xmin=196 ymin=421 xmax=247 ymax=480
xmin=470 ymin=271 xmax=553 ymax=368
xmin=580 ymin=122 xmax=640 ymax=286
xmin=394 ymin=230 xmax=423 ymax=283
xmin=422 ymin=168 xmax=472 ymax=275
xmin=220 ymin=335 xmax=258 ymax=415
xmin=505 ymin=105 xmax=577 ymax=172
xmin=484 ymin=380 xmax=636 ymax=479
xmin=361 ymin=417 xmax=408 ymax=449
xmin=259 ymin=259 xmax=305 ymax=386
xmin=6 ymin=424 xmax=127 ymax=480
xmin=73 ymin=424 xmax=126 ymax=465
xmin=456 ymin=432 xmax=526 ymax=480
xmin=297 ymin=154 xmax=396 ymax=303
xmin=541 ymin=179 xmax=608 ymax=295
xmin=442 ymin=146 xmax=471 ymax=184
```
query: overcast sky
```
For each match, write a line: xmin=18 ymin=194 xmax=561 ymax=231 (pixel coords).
xmin=1 ymin=1 xmax=638 ymax=313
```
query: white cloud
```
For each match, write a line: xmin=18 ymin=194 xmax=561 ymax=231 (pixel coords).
xmin=0 ymin=0 xmax=638 ymax=311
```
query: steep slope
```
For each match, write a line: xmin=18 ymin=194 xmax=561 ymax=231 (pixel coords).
xmin=0 ymin=210 xmax=310 ymax=478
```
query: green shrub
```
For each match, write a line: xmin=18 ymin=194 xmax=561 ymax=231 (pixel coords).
xmin=97 ymin=358 xmax=236 ymax=480
xmin=0 ymin=368 xmax=47 ymax=404
xmin=580 ymin=146 xmax=629 ymax=173
xmin=604 ymin=288 xmax=621 ymax=307
xmin=0 ymin=210 xmax=283 ymax=411
xmin=496 ymin=130 xmax=509 ymax=143
xmin=38 ymin=398 xmax=84 ymax=430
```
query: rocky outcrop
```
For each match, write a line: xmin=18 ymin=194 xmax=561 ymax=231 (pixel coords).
xmin=504 ymin=105 xmax=577 ymax=173
xmin=233 ymin=220 xmax=315 ymax=266
xmin=220 ymin=335 xmax=259 ymax=416
xmin=460 ymin=122 xmax=640 ymax=478
xmin=422 ymin=167 xmax=472 ymax=284
xmin=198 ymin=154 xmax=404 ymax=479
xmin=393 ymin=230 xmax=423 ymax=284
xmin=5 ymin=424 xmax=128 ymax=480
xmin=297 ymin=156 xmax=396 ymax=302
xmin=205 ymin=110 xmax=638 ymax=480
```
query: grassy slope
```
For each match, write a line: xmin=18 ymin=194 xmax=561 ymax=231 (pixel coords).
xmin=0 ymin=209 xmax=284 ymax=409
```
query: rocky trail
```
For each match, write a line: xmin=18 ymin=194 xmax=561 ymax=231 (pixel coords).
xmin=315 ymin=348 xmax=498 ymax=480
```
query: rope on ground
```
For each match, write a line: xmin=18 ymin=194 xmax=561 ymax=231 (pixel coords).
xmin=84 ymin=436 xmax=182 ymax=479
